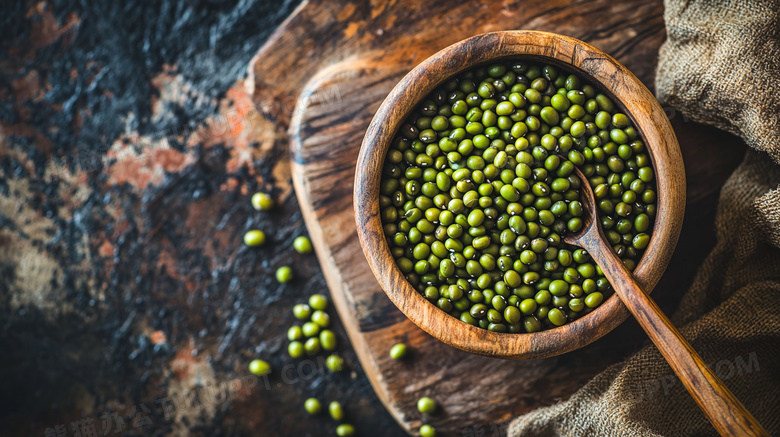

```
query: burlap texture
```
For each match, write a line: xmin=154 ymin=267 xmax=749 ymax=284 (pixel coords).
xmin=508 ymin=0 xmax=780 ymax=435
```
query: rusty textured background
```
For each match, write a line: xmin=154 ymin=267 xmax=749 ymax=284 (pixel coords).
xmin=0 ymin=1 xmax=404 ymax=435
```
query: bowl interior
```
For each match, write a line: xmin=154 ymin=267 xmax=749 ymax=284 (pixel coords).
xmin=354 ymin=31 xmax=685 ymax=359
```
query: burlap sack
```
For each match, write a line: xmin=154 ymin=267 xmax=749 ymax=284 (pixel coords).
xmin=508 ymin=0 xmax=780 ymax=435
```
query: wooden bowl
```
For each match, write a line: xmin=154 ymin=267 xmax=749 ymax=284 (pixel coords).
xmin=354 ymin=30 xmax=685 ymax=359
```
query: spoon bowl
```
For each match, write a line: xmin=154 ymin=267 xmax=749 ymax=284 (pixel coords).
xmin=560 ymin=166 xmax=598 ymax=248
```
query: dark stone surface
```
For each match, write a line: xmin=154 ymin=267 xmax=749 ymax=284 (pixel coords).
xmin=0 ymin=1 xmax=404 ymax=436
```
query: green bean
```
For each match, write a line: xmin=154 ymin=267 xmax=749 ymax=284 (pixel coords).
xmin=326 ymin=354 xmax=344 ymax=372
xmin=304 ymin=398 xmax=322 ymax=414
xmin=329 ymin=401 xmax=345 ymax=421
xmin=288 ymin=326 xmax=303 ymax=341
xmin=251 ymin=192 xmax=274 ymax=211
xmin=417 ymin=397 xmax=438 ymax=414
xmin=389 ymin=343 xmax=407 ymax=359
xmin=420 ymin=425 xmax=437 ymax=437
xmin=293 ymin=236 xmax=313 ymax=253
xmin=293 ymin=304 xmax=312 ymax=320
xmin=336 ymin=424 xmax=355 ymax=436
xmin=320 ymin=329 xmax=337 ymax=351
xmin=304 ymin=337 xmax=321 ymax=355
xmin=302 ymin=322 xmax=320 ymax=337
xmin=309 ymin=294 xmax=328 ymax=310
xmin=275 ymin=266 xmax=292 ymax=283
xmin=288 ymin=341 xmax=304 ymax=358
xmin=311 ymin=310 xmax=330 ymax=327
xmin=244 ymin=230 xmax=266 ymax=247
xmin=248 ymin=359 xmax=271 ymax=376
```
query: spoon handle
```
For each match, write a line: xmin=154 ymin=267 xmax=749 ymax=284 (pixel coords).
xmin=586 ymin=237 xmax=768 ymax=437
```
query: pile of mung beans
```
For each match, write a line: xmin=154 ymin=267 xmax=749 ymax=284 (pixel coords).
xmin=245 ymin=193 xmax=356 ymax=434
xmin=380 ymin=61 xmax=656 ymax=333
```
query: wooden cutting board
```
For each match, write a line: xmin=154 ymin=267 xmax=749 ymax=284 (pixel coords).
xmin=248 ymin=0 xmax=744 ymax=434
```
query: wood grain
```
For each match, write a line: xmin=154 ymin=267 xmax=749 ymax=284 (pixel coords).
xmin=260 ymin=0 xmax=746 ymax=434
xmin=564 ymin=167 xmax=768 ymax=436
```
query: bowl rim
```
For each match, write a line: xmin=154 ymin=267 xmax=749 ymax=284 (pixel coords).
xmin=354 ymin=30 xmax=685 ymax=359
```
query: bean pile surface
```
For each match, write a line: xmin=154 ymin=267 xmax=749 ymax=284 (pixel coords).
xmin=380 ymin=62 xmax=657 ymax=332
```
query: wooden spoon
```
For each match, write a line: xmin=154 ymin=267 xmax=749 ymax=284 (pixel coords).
xmin=565 ymin=166 xmax=768 ymax=436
